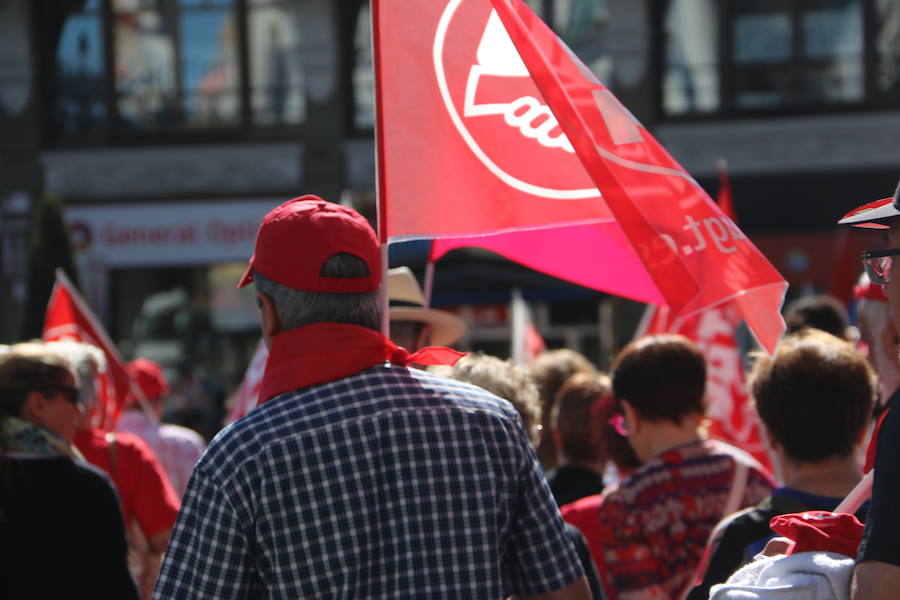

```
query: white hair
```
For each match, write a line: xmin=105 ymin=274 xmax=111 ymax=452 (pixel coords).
xmin=44 ymin=340 xmax=106 ymax=410
xmin=857 ymin=297 xmax=900 ymax=407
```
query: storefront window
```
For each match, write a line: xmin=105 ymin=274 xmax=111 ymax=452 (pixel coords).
xmin=874 ymin=0 xmax=900 ymax=98
xmin=180 ymin=0 xmax=241 ymax=126
xmin=54 ymin=0 xmax=106 ymax=134
xmin=353 ymin=1 xmax=374 ymax=131
xmin=113 ymin=0 xmax=180 ymax=129
xmin=44 ymin=0 xmax=305 ymax=142
xmin=248 ymin=0 xmax=306 ymax=125
xmin=732 ymin=0 xmax=864 ymax=109
xmin=662 ymin=0 xmax=721 ymax=115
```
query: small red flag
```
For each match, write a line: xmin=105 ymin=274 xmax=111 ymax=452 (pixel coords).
xmin=43 ymin=269 xmax=133 ymax=430
xmin=716 ymin=159 xmax=737 ymax=221
xmin=226 ymin=338 xmax=269 ymax=424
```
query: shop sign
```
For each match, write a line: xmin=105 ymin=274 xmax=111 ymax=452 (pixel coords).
xmin=66 ymin=198 xmax=282 ymax=267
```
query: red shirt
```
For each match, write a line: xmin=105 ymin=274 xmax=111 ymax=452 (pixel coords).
xmin=74 ymin=428 xmax=180 ymax=538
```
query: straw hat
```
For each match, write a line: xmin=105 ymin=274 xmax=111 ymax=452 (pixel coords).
xmin=389 ymin=267 xmax=467 ymax=346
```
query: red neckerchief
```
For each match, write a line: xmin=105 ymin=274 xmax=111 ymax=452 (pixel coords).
xmin=258 ymin=322 xmax=466 ymax=404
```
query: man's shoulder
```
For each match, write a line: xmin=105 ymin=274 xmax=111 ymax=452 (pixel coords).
xmin=199 ymin=365 xmax=520 ymax=478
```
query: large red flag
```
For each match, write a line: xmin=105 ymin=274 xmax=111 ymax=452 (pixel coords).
xmin=634 ymin=163 xmax=773 ymax=472
xmin=373 ymin=0 xmax=786 ymax=353
xmin=43 ymin=269 xmax=133 ymax=430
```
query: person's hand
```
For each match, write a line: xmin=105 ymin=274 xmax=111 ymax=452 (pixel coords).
xmin=756 ymin=536 xmax=792 ymax=559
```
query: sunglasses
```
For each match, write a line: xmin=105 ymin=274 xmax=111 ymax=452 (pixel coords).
xmin=862 ymin=248 xmax=900 ymax=285
xmin=40 ymin=386 xmax=81 ymax=406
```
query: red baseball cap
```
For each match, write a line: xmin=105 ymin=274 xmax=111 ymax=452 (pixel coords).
xmin=237 ymin=196 xmax=381 ymax=292
xmin=126 ymin=358 xmax=169 ymax=402
xmin=838 ymin=180 xmax=900 ymax=229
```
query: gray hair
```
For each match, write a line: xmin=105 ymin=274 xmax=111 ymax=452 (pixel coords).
xmin=253 ymin=253 xmax=381 ymax=332
xmin=44 ymin=340 xmax=106 ymax=411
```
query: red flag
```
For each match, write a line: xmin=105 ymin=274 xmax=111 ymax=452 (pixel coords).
xmin=373 ymin=0 xmax=786 ymax=353
xmin=226 ymin=338 xmax=269 ymax=424
xmin=638 ymin=303 xmax=773 ymax=472
xmin=717 ymin=159 xmax=736 ymax=221
xmin=43 ymin=269 xmax=132 ymax=430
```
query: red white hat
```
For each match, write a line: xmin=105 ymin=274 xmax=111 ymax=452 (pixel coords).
xmin=238 ymin=195 xmax=381 ymax=292
xmin=838 ymin=181 xmax=900 ymax=229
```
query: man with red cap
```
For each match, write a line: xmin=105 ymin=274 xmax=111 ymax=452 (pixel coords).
xmin=154 ymin=196 xmax=589 ymax=599
xmin=838 ymin=180 xmax=900 ymax=600
xmin=118 ymin=358 xmax=206 ymax=498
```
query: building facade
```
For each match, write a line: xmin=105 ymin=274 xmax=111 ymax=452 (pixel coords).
xmin=1 ymin=0 xmax=897 ymax=395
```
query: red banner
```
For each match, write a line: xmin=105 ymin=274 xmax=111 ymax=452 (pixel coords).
xmin=43 ymin=269 xmax=132 ymax=430
xmin=373 ymin=0 xmax=786 ymax=353
xmin=226 ymin=338 xmax=268 ymax=424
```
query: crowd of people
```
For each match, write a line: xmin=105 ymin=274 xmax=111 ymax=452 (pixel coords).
xmin=2 ymin=185 xmax=900 ymax=599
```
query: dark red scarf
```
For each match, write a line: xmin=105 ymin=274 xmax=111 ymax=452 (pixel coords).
xmin=258 ymin=322 xmax=465 ymax=404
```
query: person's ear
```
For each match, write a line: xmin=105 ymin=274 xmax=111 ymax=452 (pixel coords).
xmin=256 ymin=291 xmax=281 ymax=347
xmin=621 ymin=400 xmax=641 ymax=436
xmin=22 ymin=390 xmax=47 ymax=424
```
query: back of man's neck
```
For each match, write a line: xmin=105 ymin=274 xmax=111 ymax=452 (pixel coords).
xmin=783 ymin=455 xmax=862 ymax=498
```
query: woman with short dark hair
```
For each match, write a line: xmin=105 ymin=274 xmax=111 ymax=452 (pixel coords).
xmin=573 ymin=334 xmax=775 ymax=600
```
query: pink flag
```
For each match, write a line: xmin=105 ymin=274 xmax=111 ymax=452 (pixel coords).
xmin=43 ymin=269 xmax=132 ymax=430
xmin=430 ymin=222 xmax=664 ymax=305
xmin=373 ymin=0 xmax=786 ymax=353
xmin=226 ymin=338 xmax=269 ymax=424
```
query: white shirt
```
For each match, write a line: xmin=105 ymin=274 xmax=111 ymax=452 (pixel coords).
xmin=117 ymin=410 xmax=206 ymax=498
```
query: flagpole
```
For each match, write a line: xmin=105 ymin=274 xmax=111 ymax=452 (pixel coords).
xmin=423 ymin=260 xmax=435 ymax=309
xmin=380 ymin=244 xmax=390 ymax=337
xmin=370 ymin=0 xmax=391 ymax=338
xmin=511 ymin=287 xmax=525 ymax=365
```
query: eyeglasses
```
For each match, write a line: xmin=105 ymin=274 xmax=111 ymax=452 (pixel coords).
xmin=862 ymin=248 xmax=900 ymax=285
xmin=40 ymin=386 xmax=81 ymax=406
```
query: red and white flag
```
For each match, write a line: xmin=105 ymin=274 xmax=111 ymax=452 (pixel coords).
xmin=225 ymin=338 xmax=269 ymax=424
xmin=43 ymin=269 xmax=132 ymax=430
xmin=634 ymin=162 xmax=773 ymax=471
xmin=373 ymin=0 xmax=786 ymax=353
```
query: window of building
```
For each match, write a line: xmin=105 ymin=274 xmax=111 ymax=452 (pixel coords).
xmin=247 ymin=0 xmax=306 ymax=125
xmin=42 ymin=0 xmax=306 ymax=145
xmin=731 ymin=0 xmax=864 ymax=110
xmin=352 ymin=1 xmax=374 ymax=131
xmin=53 ymin=0 xmax=107 ymax=136
xmin=662 ymin=0 xmax=721 ymax=115
xmin=660 ymin=0 xmax=873 ymax=118
xmin=874 ymin=0 xmax=900 ymax=99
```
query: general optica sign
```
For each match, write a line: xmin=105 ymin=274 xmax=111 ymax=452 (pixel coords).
xmin=66 ymin=198 xmax=283 ymax=267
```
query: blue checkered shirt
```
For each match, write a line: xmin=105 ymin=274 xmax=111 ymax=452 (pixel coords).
xmin=153 ymin=364 xmax=583 ymax=599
